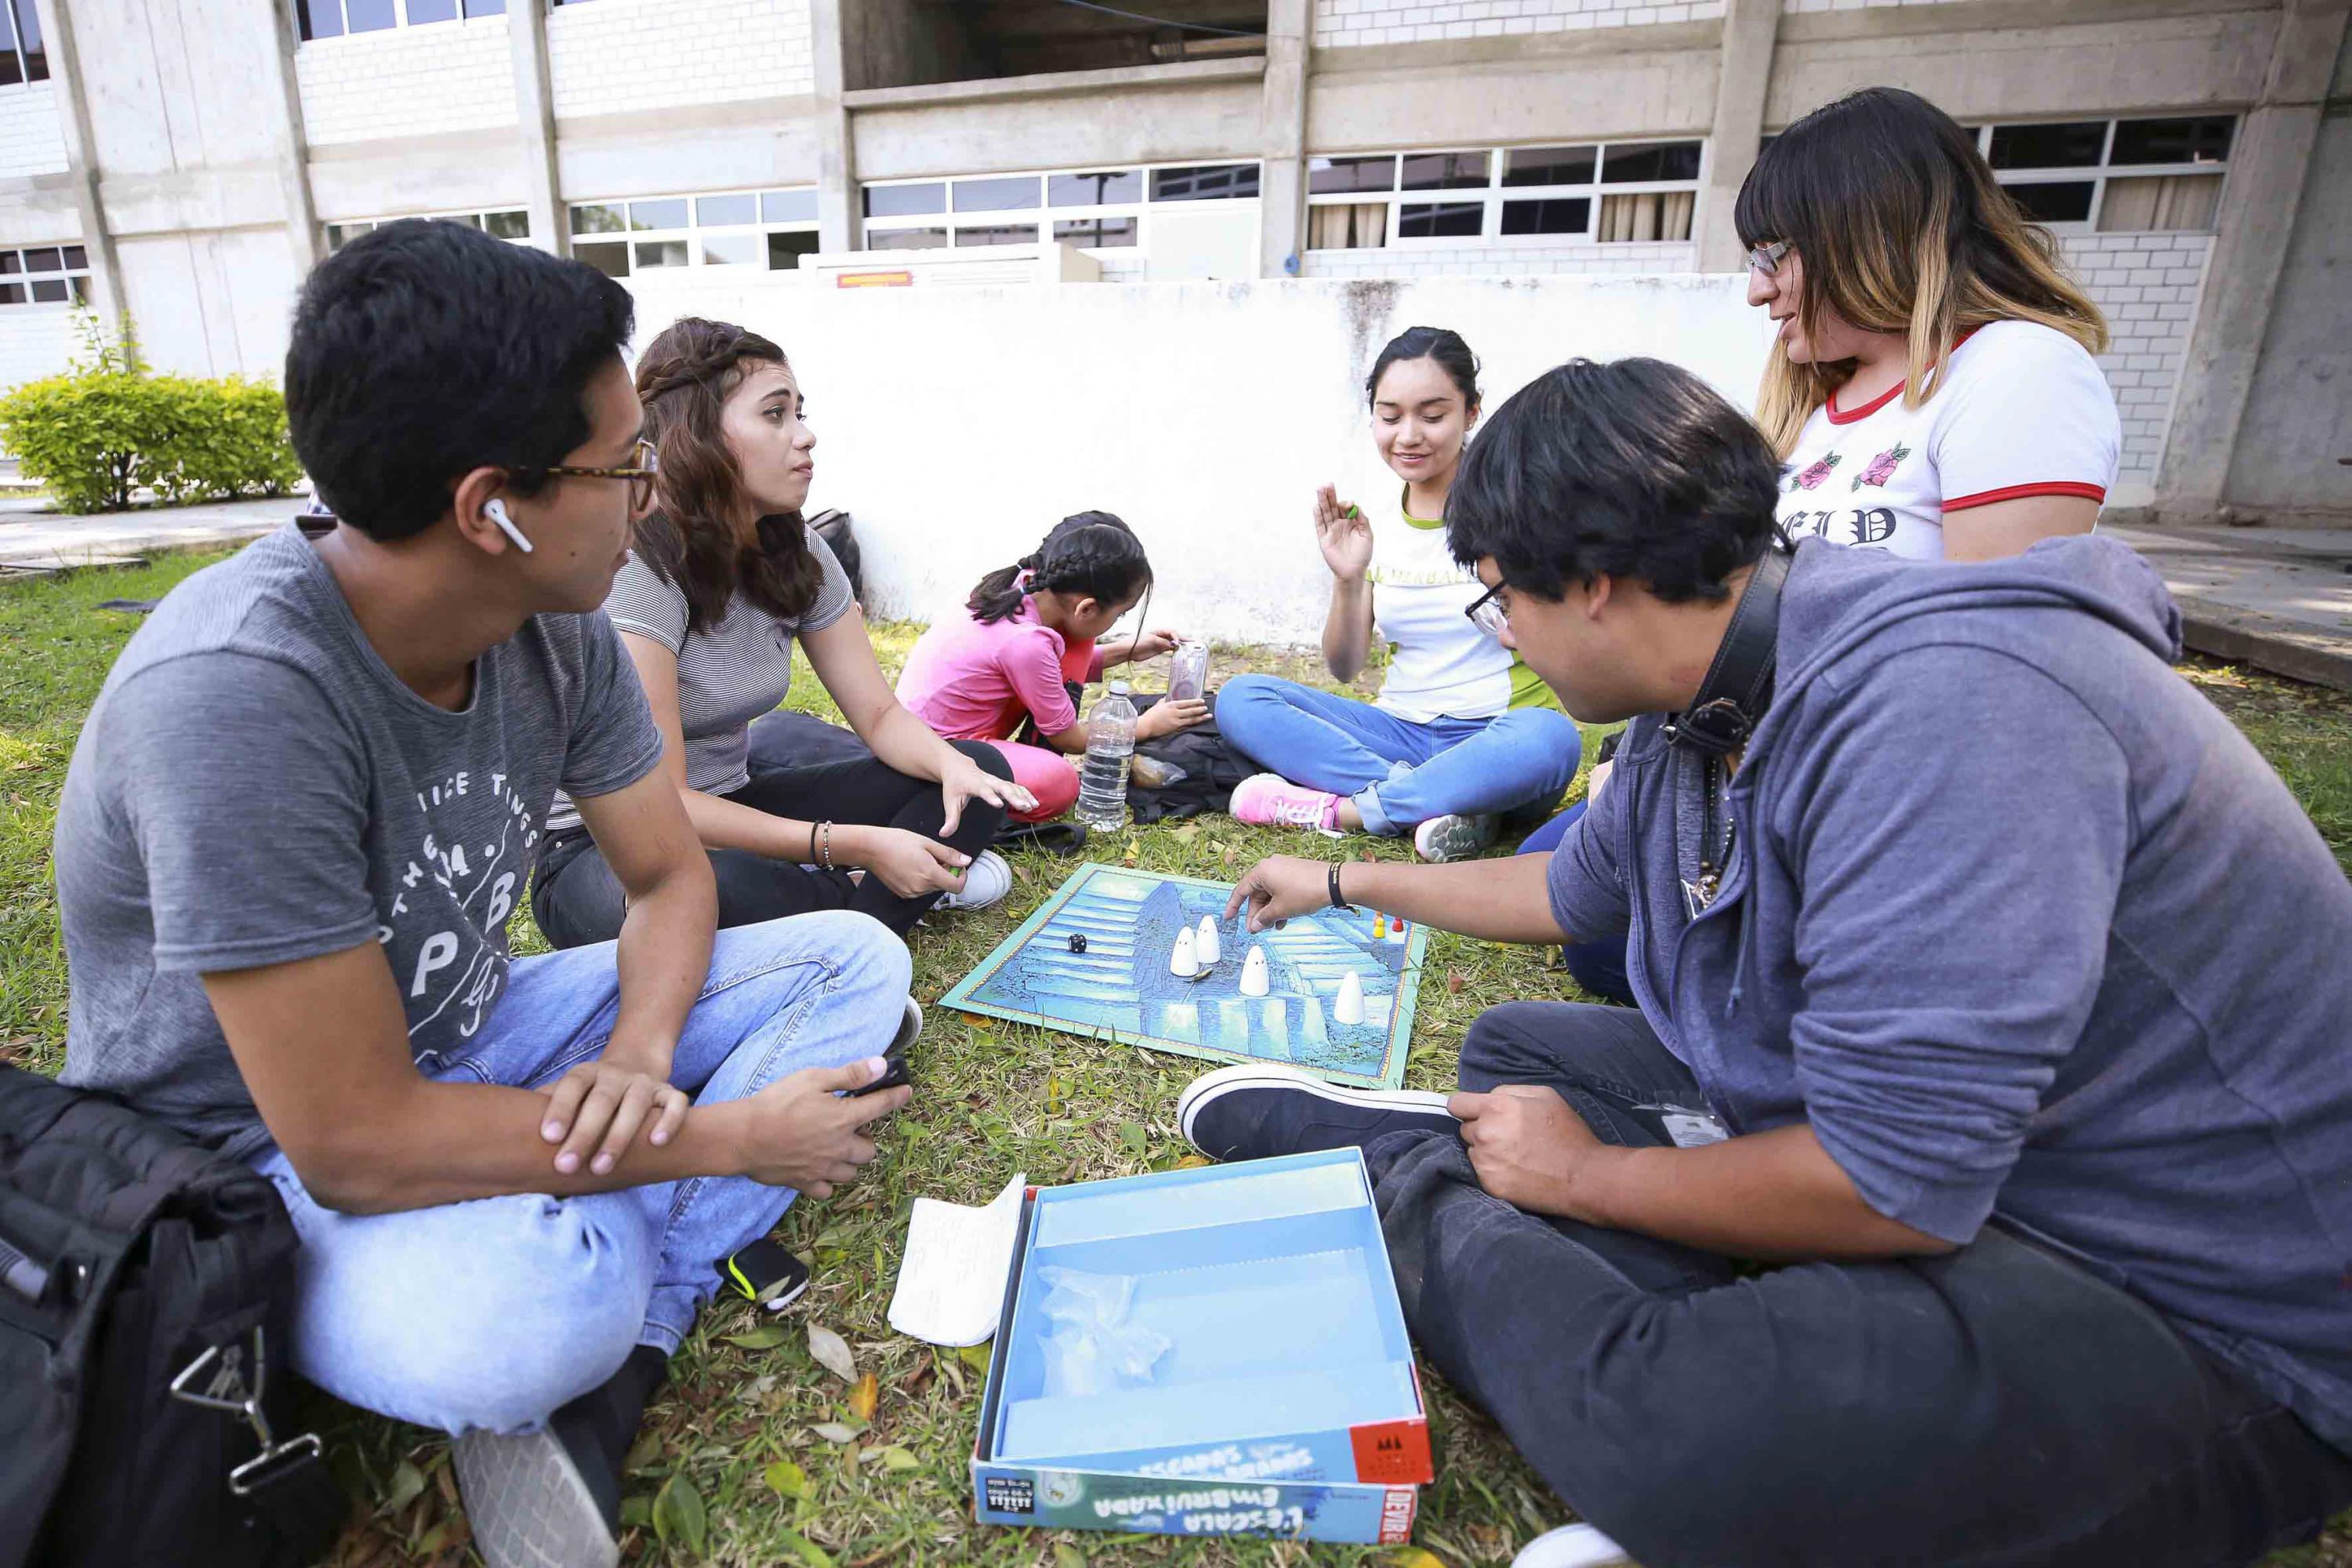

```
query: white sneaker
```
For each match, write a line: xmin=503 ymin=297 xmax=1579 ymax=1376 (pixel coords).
xmin=1414 ymin=812 xmax=1498 ymax=863
xmin=935 ymin=850 xmax=1011 ymax=911
xmin=1512 ymin=1523 xmax=1634 ymax=1568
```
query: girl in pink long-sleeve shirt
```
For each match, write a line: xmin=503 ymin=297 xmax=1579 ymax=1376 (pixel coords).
xmin=895 ymin=513 xmax=1207 ymax=821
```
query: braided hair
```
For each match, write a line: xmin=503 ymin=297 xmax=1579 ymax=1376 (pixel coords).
xmin=969 ymin=511 xmax=1152 ymax=628
xmin=630 ymin=317 xmax=825 ymax=634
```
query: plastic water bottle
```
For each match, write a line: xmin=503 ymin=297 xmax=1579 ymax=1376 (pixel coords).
xmin=1075 ymin=681 xmax=1138 ymax=831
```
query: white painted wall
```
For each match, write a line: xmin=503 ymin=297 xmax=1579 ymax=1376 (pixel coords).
xmin=1312 ymin=0 xmax=1724 ymax=48
xmin=1303 ymin=240 xmax=1696 ymax=277
xmin=295 ymin=18 xmax=518 ymax=148
xmin=0 ymin=82 xmax=67 ymax=178
xmin=608 ymin=272 xmax=1768 ymax=642
xmin=548 ymin=0 xmax=813 ymax=121
xmin=2060 ymin=232 xmax=2213 ymax=503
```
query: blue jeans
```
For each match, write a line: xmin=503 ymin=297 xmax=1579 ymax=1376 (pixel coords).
xmin=249 ymin=911 xmax=909 ymax=1436
xmin=1214 ymin=673 xmax=1580 ymax=836
xmin=1518 ymin=803 xmax=1634 ymax=1006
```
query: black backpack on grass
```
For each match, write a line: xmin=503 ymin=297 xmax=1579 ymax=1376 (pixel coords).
xmin=0 ymin=1065 xmax=345 ymax=1568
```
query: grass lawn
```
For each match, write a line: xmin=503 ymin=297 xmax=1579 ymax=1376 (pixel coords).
xmin=4 ymin=549 xmax=2349 ymax=1568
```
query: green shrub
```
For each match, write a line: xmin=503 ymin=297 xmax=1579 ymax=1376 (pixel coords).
xmin=0 ymin=314 xmax=301 ymax=512
xmin=148 ymin=376 xmax=305 ymax=505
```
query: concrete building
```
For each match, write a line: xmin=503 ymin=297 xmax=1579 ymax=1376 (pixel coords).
xmin=0 ymin=0 xmax=2342 ymax=526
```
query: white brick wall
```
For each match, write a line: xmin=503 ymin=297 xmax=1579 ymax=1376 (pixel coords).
xmin=2060 ymin=231 xmax=2213 ymax=485
xmin=548 ymin=0 xmax=813 ymax=121
xmin=1782 ymin=0 xmax=1968 ymax=12
xmin=0 ymin=82 xmax=68 ymax=179
xmin=296 ymin=19 xmax=517 ymax=148
xmin=1301 ymin=239 xmax=1697 ymax=276
xmin=1312 ymin=0 xmax=1724 ymax=48
xmin=0 ymin=304 xmax=80 ymax=393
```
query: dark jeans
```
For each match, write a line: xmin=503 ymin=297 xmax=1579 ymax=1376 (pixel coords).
xmin=1370 ymin=1001 xmax=2352 ymax=1568
xmin=531 ymin=742 xmax=1013 ymax=947
xmin=1518 ymin=803 xmax=1634 ymax=1005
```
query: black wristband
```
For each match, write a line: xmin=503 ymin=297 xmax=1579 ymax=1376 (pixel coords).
xmin=1328 ymin=861 xmax=1349 ymax=910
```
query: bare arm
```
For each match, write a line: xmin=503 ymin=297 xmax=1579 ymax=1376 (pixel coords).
xmin=1941 ymin=494 xmax=2099 ymax=562
xmin=569 ymin=764 xmax=718 ymax=1077
xmin=202 ymin=941 xmax=909 ymax=1215
xmin=1312 ymin=485 xmax=1376 ymax=682
xmin=801 ymin=608 xmax=1035 ymax=835
xmin=1453 ymin=1090 xmax=1954 ymax=1261
xmin=1224 ymin=851 xmax=1568 ymax=946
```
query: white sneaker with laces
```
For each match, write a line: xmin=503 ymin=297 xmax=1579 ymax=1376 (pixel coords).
xmin=935 ymin=850 xmax=1011 ymax=911
xmin=1512 ymin=1523 xmax=1635 ymax=1568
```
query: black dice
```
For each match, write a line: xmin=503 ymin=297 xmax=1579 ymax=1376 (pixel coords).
xmin=1069 ymin=934 xmax=1088 ymax=953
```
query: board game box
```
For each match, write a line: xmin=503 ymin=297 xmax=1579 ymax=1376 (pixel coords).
xmin=970 ymin=1149 xmax=1432 ymax=1544
xmin=940 ymin=862 xmax=1427 ymax=1089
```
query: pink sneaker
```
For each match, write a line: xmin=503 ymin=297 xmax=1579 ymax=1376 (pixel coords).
xmin=1230 ymin=772 xmax=1342 ymax=831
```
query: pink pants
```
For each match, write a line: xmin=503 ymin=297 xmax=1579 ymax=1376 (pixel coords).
xmin=986 ymin=740 xmax=1080 ymax=822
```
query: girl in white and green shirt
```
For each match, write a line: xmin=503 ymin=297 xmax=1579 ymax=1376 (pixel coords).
xmin=1218 ymin=327 xmax=1581 ymax=862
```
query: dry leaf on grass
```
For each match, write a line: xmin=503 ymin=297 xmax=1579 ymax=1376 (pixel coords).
xmin=807 ymin=1323 xmax=856 ymax=1382
xmin=848 ymin=1370 xmax=878 ymax=1421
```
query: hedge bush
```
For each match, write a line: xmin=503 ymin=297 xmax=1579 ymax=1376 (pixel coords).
xmin=0 ymin=315 xmax=301 ymax=513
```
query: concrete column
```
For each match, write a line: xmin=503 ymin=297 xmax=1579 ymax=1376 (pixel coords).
xmin=2152 ymin=0 xmax=2349 ymax=520
xmin=509 ymin=0 xmax=566 ymax=257
xmin=30 ymin=0 xmax=122 ymax=336
xmin=1691 ymin=0 xmax=1780 ymax=272
xmin=1259 ymin=0 xmax=1310 ymax=278
xmin=811 ymin=0 xmax=858 ymax=252
xmin=263 ymin=0 xmax=321 ymax=277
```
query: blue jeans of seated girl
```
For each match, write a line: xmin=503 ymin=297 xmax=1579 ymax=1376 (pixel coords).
xmin=1214 ymin=673 xmax=1580 ymax=836
xmin=247 ymin=911 xmax=909 ymax=1436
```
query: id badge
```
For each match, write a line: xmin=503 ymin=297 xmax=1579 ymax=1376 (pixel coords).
xmin=1651 ymin=1106 xmax=1730 ymax=1148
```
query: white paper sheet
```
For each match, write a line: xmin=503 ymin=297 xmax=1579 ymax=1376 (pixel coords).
xmin=887 ymin=1171 xmax=1027 ymax=1347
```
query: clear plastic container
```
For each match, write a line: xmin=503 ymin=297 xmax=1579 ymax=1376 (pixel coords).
xmin=1075 ymin=681 xmax=1138 ymax=831
xmin=1167 ymin=639 xmax=1210 ymax=702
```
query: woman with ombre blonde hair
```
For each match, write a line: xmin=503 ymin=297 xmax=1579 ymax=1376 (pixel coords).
xmin=1738 ymin=87 xmax=2122 ymax=562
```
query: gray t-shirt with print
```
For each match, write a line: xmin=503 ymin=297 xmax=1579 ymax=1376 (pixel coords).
xmin=54 ymin=521 xmax=665 ymax=1160
xmin=549 ymin=531 xmax=854 ymax=828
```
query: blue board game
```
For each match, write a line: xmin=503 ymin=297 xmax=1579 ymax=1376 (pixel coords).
xmin=941 ymin=862 xmax=1426 ymax=1090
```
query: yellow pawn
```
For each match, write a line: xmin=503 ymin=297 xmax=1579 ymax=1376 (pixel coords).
xmin=1373 ymin=914 xmax=1388 ymax=939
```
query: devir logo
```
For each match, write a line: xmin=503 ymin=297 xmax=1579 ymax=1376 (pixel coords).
xmin=983 ymin=1475 xmax=1036 ymax=1515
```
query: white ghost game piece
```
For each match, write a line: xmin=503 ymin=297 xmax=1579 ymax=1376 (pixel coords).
xmin=1170 ymin=926 xmax=1200 ymax=978
xmin=1195 ymin=915 xmax=1221 ymax=965
xmin=1333 ymin=970 xmax=1366 ymax=1025
xmin=1239 ymin=945 xmax=1271 ymax=997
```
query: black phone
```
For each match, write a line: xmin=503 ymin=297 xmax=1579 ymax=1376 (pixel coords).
xmin=847 ymin=1052 xmax=909 ymax=1098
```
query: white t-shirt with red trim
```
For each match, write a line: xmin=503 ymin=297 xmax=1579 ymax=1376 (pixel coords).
xmin=1775 ymin=320 xmax=2120 ymax=561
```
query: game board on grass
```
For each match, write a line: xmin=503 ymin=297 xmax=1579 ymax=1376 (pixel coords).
xmin=941 ymin=862 xmax=1427 ymax=1090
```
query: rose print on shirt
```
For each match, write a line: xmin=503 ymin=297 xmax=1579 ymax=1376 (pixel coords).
xmin=1852 ymin=443 xmax=1911 ymax=491
xmin=1789 ymin=452 xmax=1842 ymax=491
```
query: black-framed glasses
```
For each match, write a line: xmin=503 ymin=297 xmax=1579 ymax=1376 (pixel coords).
xmin=1465 ymin=580 xmax=1508 ymax=638
xmin=542 ymin=437 xmax=659 ymax=513
xmin=1746 ymin=240 xmax=1791 ymax=276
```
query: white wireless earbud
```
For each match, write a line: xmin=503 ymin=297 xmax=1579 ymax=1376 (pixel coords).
xmin=483 ymin=497 xmax=533 ymax=555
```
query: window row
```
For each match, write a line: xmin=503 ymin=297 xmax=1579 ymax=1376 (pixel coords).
xmin=296 ymin=0 xmax=608 ymax=41
xmin=1970 ymin=115 xmax=2234 ymax=233
xmin=325 ymin=209 xmax=531 ymax=251
xmin=0 ymin=0 xmax=45 ymax=87
xmin=1305 ymin=141 xmax=1704 ymax=250
xmin=858 ymin=163 xmax=1258 ymax=252
xmin=569 ymin=189 xmax=820 ymax=279
xmin=0 ymin=245 xmax=89 ymax=307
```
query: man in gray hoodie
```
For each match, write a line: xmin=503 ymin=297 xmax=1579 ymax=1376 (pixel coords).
xmin=1182 ymin=358 xmax=2352 ymax=1566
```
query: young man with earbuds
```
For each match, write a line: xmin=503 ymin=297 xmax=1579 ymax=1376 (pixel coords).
xmin=1185 ymin=360 xmax=2352 ymax=1566
xmin=53 ymin=220 xmax=916 ymax=1568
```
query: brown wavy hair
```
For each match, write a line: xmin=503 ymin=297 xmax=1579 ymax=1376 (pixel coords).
xmin=630 ymin=317 xmax=826 ymax=634
xmin=1736 ymin=87 xmax=2107 ymax=457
